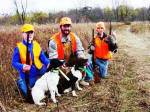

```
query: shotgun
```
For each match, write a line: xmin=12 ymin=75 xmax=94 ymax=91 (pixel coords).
xmin=92 ymin=29 xmax=95 ymax=69
xmin=25 ymin=33 xmax=32 ymax=102
xmin=92 ymin=29 xmax=101 ymax=83
xmin=109 ymin=20 xmax=112 ymax=35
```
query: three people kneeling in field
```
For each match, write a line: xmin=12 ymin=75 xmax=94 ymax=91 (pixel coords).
xmin=12 ymin=17 xmax=117 ymax=105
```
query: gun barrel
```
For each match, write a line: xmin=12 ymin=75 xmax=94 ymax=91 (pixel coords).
xmin=109 ymin=21 xmax=112 ymax=35
xmin=25 ymin=33 xmax=32 ymax=101
xmin=92 ymin=29 xmax=95 ymax=69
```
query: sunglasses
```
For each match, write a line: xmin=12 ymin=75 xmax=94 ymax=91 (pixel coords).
xmin=26 ymin=31 xmax=34 ymax=34
xmin=97 ymin=27 xmax=103 ymax=30
xmin=62 ymin=24 xmax=71 ymax=27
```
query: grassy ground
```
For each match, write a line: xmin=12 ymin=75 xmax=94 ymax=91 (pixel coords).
xmin=0 ymin=22 xmax=150 ymax=112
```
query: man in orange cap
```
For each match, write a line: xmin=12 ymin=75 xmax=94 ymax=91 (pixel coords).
xmin=85 ymin=21 xmax=117 ymax=80
xmin=47 ymin=17 xmax=89 ymax=86
xmin=12 ymin=24 xmax=50 ymax=97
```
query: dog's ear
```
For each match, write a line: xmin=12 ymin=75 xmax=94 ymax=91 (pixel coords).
xmin=48 ymin=59 xmax=64 ymax=71
xmin=75 ymin=58 xmax=87 ymax=67
xmin=82 ymin=58 xmax=88 ymax=62
xmin=65 ymin=60 xmax=74 ymax=67
xmin=65 ymin=52 xmax=78 ymax=67
xmin=76 ymin=58 xmax=88 ymax=63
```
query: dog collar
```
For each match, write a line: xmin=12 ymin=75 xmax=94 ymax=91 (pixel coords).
xmin=78 ymin=67 xmax=93 ymax=78
xmin=52 ymin=69 xmax=59 ymax=73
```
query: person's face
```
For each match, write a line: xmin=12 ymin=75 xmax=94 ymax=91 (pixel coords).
xmin=22 ymin=31 xmax=34 ymax=43
xmin=60 ymin=24 xmax=71 ymax=36
xmin=96 ymin=27 xmax=104 ymax=35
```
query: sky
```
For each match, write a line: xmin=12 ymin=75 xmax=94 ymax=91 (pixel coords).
xmin=0 ymin=0 xmax=150 ymax=16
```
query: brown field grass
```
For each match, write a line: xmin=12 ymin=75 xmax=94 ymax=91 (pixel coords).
xmin=0 ymin=22 xmax=150 ymax=112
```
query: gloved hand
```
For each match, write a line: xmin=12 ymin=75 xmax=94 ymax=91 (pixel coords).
xmin=88 ymin=45 xmax=95 ymax=54
xmin=104 ymin=35 xmax=115 ymax=44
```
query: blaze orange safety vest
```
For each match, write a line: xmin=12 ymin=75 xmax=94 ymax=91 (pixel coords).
xmin=17 ymin=41 xmax=43 ymax=71
xmin=51 ymin=32 xmax=77 ymax=60
xmin=94 ymin=35 xmax=112 ymax=59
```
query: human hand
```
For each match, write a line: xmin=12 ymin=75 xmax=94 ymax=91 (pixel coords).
xmin=60 ymin=64 xmax=68 ymax=73
xmin=105 ymin=35 xmax=116 ymax=44
xmin=47 ymin=63 xmax=50 ymax=68
xmin=23 ymin=64 xmax=31 ymax=71
xmin=60 ymin=64 xmax=67 ymax=70
xmin=90 ymin=45 xmax=95 ymax=51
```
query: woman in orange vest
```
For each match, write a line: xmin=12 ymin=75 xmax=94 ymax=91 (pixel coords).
xmin=12 ymin=24 xmax=50 ymax=96
xmin=86 ymin=22 xmax=117 ymax=79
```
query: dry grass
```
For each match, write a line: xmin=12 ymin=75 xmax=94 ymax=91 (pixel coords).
xmin=0 ymin=22 xmax=150 ymax=111
xmin=130 ymin=21 xmax=150 ymax=34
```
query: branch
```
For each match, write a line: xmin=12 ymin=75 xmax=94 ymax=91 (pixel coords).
xmin=0 ymin=101 xmax=6 ymax=112
xmin=13 ymin=0 xmax=22 ymax=24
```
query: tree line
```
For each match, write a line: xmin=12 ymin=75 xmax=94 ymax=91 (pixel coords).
xmin=0 ymin=5 xmax=150 ymax=25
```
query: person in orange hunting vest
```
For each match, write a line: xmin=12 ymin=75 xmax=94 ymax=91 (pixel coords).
xmin=12 ymin=24 xmax=50 ymax=96
xmin=85 ymin=22 xmax=117 ymax=80
xmin=46 ymin=17 xmax=89 ymax=86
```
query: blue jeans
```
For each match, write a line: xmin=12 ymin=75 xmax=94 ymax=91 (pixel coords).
xmin=85 ymin=56 xmax=108 ymax=80
xmin=96 ymin=58 xmax=108 ymax=78
xmin=17 ymin=65 xmax=47 ymax=96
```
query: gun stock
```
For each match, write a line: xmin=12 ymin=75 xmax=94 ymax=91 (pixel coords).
xmin=92 ymin=29 xmax=101 ymax=82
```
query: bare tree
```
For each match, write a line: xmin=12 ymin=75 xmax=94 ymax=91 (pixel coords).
xmin=13 ymin=0 xmax=27 ymax=24
xmin=112 ymin=0 xmax=121 ymax=21
xmin=73 ymin=0 xmax=89 ymax=22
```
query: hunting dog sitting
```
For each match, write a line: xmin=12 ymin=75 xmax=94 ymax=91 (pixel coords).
xmin=31 ymin=59 xmax=64 ymax=106
xmin=57 ymin=57 xmax=88 ymax=97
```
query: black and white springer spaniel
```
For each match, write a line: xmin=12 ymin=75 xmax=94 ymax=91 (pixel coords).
xmin=32 ymin=54 xmax=88 ymax=106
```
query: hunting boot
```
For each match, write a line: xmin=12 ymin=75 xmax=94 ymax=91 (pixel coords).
xmin=94 ymin=68 xmax=101 ymax=83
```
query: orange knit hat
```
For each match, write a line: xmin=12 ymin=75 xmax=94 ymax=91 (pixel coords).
xmin=96 ymin=22 xmax=105 ymax=30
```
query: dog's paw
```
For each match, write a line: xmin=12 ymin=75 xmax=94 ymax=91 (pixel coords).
xmin=41 ymin=103 xmax=47 ymax=106
xmin=36 ymin=102 xmax=46 ymax=106
xmin=56 ymin=93 xmax=61 ymax=97
xmin=73 ymin=93 xmax=78 ymax=97
xmin=52 ymin=99 xmax=58 ymax=103
xmin=72 ymin=91 xmax=78 ymax=97
xmin=64 ymin=88 xmax=71 ymax=93
xmin=77 ymin=87 xmax=82 ymax=91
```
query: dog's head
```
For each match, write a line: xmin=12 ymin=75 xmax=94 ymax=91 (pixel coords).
xmin=65 ymin=51 xmax=88 ymax=68
xmin=66 ymin=57 xmax=88 ymax=69
xmin=74 ymin=58 xmax=88 ymax=70
xmin=65 ymin=52 xmax=78 ymax=67
xmin=47 ymin=59 xmax=65 ymax=72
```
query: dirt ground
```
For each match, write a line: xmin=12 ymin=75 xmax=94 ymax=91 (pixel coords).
xmin=117 ymin=24 xmax=150 ymax=87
